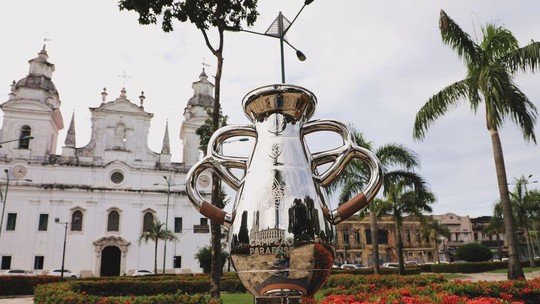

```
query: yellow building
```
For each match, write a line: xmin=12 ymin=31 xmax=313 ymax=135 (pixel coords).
xmin=335 ymin=215 xmax=437 ymax=266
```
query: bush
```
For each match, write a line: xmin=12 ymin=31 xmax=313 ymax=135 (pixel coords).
xmin=456 ymin=242 xmax=493 ymax=262
xmin=34 ymin=282 xmax=215 ymax=304
xmin=0 ymin=275 xmax=64 ymax=296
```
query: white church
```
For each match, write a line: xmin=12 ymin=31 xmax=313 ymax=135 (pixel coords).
xmin=0 ymin=46 xmax=215 ymax=277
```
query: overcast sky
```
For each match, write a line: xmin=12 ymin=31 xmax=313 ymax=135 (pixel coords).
xmin=1 ymin=0 xmax=539 ymax=218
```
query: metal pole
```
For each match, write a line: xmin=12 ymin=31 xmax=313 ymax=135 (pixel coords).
xmin=0 ymin=169 xmax=10 ymax=245
xmin=163 ymin=176 xmax=171 ymax=274
xmin=61 ymin=222 xmax=67 ymax=278
xmin=278 ymin=12 xmax=285 ymax=84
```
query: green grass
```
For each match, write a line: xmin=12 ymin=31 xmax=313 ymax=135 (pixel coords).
xmin=221 ymin=291 xmax=326 ymax=304
xmin=221 ymin=293 xmax=253 ymax=304
xmin=488 ymin=266 xmax=540 ymax=274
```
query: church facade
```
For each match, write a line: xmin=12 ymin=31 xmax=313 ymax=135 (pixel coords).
xmin=0 ymin=47 xmax=214 ymax=277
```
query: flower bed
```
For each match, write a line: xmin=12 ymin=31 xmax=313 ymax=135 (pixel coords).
xmin=0 ymin=275 xmax=64 ymax=296
xmin=34 ymin=282 xmax=213 ymax=304
xmin=319 ymin=274 xmax=540 ymax=304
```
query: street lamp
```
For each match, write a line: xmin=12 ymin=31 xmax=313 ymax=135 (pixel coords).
xmin=154 ymin=176 xmax=182 ymax=274
xmin=54 ymin=217 xmax=70 ymax=278
xmin=0 ymin=169 xmax=32 ymax=247
xmin=225 ymin=0 xmax=315 ymax=83
xmin=0 ymin=136 xmax=34 ymax=148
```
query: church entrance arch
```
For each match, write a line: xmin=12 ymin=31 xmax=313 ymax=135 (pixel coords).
xmin=100 ymin=246 xmax=121 ymax=276
xmin=93 ymin=236 xmax=130 ymax=276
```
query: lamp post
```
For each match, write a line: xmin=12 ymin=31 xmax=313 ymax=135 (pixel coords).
xmin=225 ymin=0 xmax=314 ymax=83
xmin=54 ymin=218 xmax=69 ymax=278
xmin=154 ymin=176 xmax=182 ymax=274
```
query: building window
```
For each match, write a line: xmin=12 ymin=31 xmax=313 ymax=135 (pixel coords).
xmin=143 ymin=212 xmax=154 ymax=232
xmin=365 ymin=229 xmax=389 ymax=245
xmin=174 ymin=217 xmax=183 ymax=233
xmin=405 ymin=230 xmax=411 ymax=243
xmin=38 ymin=214 xmax=49 ymax=231
xmin=6 ymin=213 xmax=17 ymax=231
xmin=414 ymin=230 xmax=420 ymax=243
xmin=107 ymin=210 xmax=120 ymax=232
xmin=110 ymin=172 xmax=124 ymax=184
xmin=354 ymin=230 xmax=360 ymax=244
xmin=19 ymin=125 xmax=32 ymax=149
xmin=71 ymin=210 xmax=83 ymax=231
xmin=342 ymin=229 xmax=349 ymax=245
xmin=34 ymin=256 xmax=44 ymax=270
xmin=200 ymin=218 xmax=208 ymax=226
xmin=1 ymin=256 xmax=12 ymax=270
xmin=173 ymin=256 xmax=182 ymax=268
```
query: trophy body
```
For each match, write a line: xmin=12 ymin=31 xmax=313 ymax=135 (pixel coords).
xmin=186 ymin=85 xmax=383 ymax=303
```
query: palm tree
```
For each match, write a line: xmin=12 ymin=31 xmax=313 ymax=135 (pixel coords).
xmin=377 ymin=180 xmax=435 ymax=275
xmin=139 ymin=218 xmax=178 ymax=274
xmin=483 ymin=215 xmax=505 ymax=260
xmin=421 ymin=218 xmax=450 ymax=263
xmin=413 ymin=10 xmax=540 ymax=279
xmin=495 ymin=176 xmax=540 ymax=267
xmin=329 ymin=129 xmax=422 ymax=274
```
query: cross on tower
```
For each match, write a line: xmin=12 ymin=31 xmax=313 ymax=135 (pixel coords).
xmin=118 ymin=70 xmax=131 ymax=88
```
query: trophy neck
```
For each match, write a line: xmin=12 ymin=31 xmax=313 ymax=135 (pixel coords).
xmin=242 ymin=84 xmax=317 ymax=123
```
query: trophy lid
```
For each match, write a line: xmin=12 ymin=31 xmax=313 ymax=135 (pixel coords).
xmin=242 ymin=84 xmax=317 ymax=122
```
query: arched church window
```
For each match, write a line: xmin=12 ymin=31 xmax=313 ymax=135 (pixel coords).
xmin=143 ymin=212 xmax=154 ymax=232
xmin=71 ymin=210 xmax=83 ymax=231
xmin=19 ymin=125 xmax=32 ymax=149
xmin=107 ymin=210 xmax=120 ymax=232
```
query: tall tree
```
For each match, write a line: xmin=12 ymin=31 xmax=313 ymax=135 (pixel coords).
xmin=495 ymin=176 xmax=540 ymax=267
xmin=413 ymin=10 xmax=540 ymax=279
xmin=118 ymin=1 xmax=259 ymax=299
xmin=329 ymin=129 xmax=423 ymax=274
xmin=139 ymin=218 xmax=178 ymax=274
xmin=420 ymin=218 xmax=450 ymax=263
xmin=377 ymin=180 xmax=435 ymax=275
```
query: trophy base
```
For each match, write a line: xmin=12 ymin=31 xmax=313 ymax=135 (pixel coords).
xmin=254 ymin=296 xmax=315 ymax=304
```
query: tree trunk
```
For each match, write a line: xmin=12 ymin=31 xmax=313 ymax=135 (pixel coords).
xmin=210 ymin=49 xmax=224 ymax=301
xmin=370 ymin=210 xmax=380 ymax=274
xmin=524 ymin=223 xmax=536 ymax=267
xmin=434 ymin=239 xmax=440 ymax=263
xmin=395 ymin=220 xmax=405 ymax=275
xmin=496 ymin=234 xmax=503 ymax=260
xmin=154 ymin=239 xmax=159 ymax=275
xmin=490 ymin=128 xmax=525 ymax=280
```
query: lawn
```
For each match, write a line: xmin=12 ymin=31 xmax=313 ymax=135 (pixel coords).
xmin=489 ymin=266 xmax=540 ymax=274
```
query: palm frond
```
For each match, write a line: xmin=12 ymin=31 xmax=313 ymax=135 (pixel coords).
xmin=413 ymin=80 xmax=470 ymax=140
xmin=439 ymin=10 xmax=484 ymax=66
xmin=503 ymin=41 xmax=540 ymax=74
xmin=376 ymin=144 xmax=420 ymax=170
xmin=480 ymin=23 xmax=518 ymax=59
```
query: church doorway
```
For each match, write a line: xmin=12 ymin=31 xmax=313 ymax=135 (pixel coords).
xmin=100 ymin=246 xmax=121 ymax=276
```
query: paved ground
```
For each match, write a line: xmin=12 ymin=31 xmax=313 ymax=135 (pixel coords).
xmin=1 ymin=272 xmax=539 ymax=303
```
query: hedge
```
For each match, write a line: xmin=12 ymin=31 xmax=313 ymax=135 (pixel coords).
xmin=0 ymin=276 xmax=64 ymax=296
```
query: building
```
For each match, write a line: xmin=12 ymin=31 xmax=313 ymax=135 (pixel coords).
xmin=471 ymin=216 xmax=506 ymax=259
xmin=335 ymin=215 xmax=436 ymax=266
xmin=433 ymin=213 xmax=474 ymax=261
xmin=0 ymin=46 xmax=214 ymax=276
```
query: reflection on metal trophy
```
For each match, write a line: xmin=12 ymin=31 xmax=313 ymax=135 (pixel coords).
xmin=186 ymin=84 xmax=383 ymax=303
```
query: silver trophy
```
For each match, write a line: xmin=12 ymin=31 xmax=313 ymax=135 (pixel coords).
xmin=186 ymin=84 xmax=383 ymax=304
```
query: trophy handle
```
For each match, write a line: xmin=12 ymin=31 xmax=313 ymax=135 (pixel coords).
xmin=302 ymin=120 xmax=383 ymax=224
xmin=185 ymin=125 xmax=256 ymax=227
